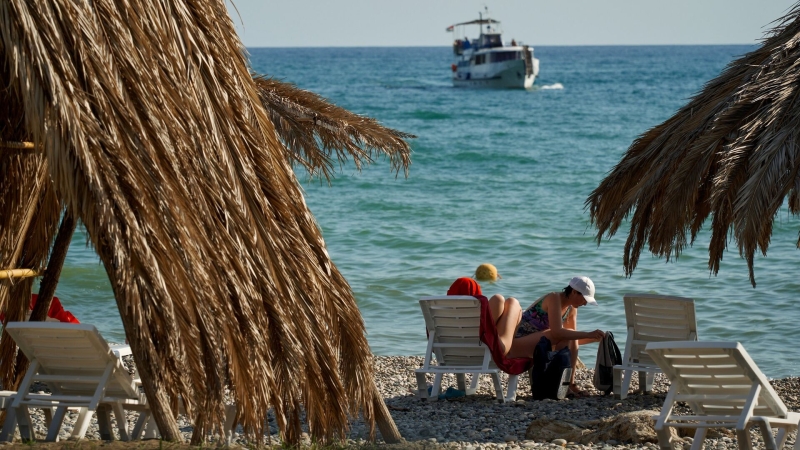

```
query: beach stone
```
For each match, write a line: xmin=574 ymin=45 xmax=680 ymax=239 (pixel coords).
xmin=418 ymin=426 xmax=435 ymax=437
xmin=552 ymin=438 xmax=567 ymax=446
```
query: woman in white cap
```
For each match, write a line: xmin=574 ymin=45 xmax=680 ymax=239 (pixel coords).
xmin=495 ymin=276 xmax=605 ymax=398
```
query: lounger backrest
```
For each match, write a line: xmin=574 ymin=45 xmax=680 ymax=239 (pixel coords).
xmin=5 ymin=322 xmax=139 ymax=399
xmin=419 ymin=296 xmax=494 ymax=368
xmin=646 ymin=341 xmax=788 ymax=419
xmin=623 ymin=294 xmax=697 ymax=367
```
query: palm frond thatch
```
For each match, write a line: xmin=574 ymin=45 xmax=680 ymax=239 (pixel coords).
xmin=587 ymin=4 xmax=800 ymax=287
xmin=255 ymin=76 xmax=413 ymax=180
xmin=0 ymin=0 xmax=408 ymax=443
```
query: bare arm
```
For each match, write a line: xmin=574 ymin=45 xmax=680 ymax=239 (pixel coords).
xmin=545 ymin=294 xmax=597 ymax=342
xmin=564 ymin=309 xmax=602 ymax=345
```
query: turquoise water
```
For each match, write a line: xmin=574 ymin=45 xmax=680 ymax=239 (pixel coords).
xmin=51 ymin=46 xmax=800 ymax=378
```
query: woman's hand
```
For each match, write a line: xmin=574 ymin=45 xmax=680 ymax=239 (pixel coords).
xmin=585 ymin=329 xmax=605 ymax=341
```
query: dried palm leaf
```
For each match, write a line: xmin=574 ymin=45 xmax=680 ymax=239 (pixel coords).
xmin=587 ymin=4 xmax=800 ymax=287
xmin=255 ymin=76 xmax=413 ymax=180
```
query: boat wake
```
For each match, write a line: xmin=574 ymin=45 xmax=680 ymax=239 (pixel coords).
xmin=540 ymin=82 xmax=564 ymax=90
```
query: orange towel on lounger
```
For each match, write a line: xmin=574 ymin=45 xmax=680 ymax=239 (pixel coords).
xmin=447 ymin=278 xmax=533 ymax=375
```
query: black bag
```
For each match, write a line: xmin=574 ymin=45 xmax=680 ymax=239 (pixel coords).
xmin=593 ymin=331 xmax=622 ymax=395
xmin=529 ymin=336 xmax=572 ymax=400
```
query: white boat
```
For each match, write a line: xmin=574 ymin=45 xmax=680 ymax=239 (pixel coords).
xmin=447 ymin=10 xmax=540 ymax=89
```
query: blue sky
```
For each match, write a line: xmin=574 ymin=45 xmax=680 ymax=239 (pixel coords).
xmin=227 ymin=1 xmax=798 ymax=47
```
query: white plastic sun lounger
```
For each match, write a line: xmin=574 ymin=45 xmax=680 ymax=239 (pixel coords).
xmin=614 ymin=293 xmax=697 ymax=399
xmin=415 ymin=296 xmax=519 ymax=403
xmin=0 ymin=322 xmax=150 ymax=442
xmin=647 ymin=341 xmax=800 ymax=450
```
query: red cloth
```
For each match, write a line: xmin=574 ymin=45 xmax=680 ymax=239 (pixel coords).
xmin=0 ymin=294 xmax=80 ymax=323
xmin=447 ymin=277 xmax=482 ymax=296
xmin=447 ymin=278 xmax=533 ymax=375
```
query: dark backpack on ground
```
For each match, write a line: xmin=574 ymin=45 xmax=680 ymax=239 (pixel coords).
xmin=529 ymin=336 xmax=572 ymax=400
xmin=593 ymin=331 xmax=622 ymax=395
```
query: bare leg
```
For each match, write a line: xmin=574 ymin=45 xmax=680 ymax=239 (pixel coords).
xmin=507 ymin=329 xmax=553 ymax=358
xmin=567 ymin=339 xmax=579 ymax=386
xmin=488 ymin=294 xmax=507 ymax=323
xmin=553 ymin=335 xmax=581 ymax=390
xmin=488 ymin=295 xmax=522 ymax=356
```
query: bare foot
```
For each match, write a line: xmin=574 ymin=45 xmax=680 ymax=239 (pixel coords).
xmin=567 ymin=383 xmax=590 ymax=398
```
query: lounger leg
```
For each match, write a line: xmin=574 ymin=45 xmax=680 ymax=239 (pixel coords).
xmin=774 ymin=427 xmax=788 ymax=450
xmin=223 ymin=404 xmax=237 ymax=444
xmin=456 ymin=373 xmax=467 ymax=392
xmin=615 ymin=369 xmax=633 ymax=400
xmin=428 ymin=373 xmax=443 ymax=401
xmin=754 ymin=420 xmax=778 ymax=450
xmin=691 ymin=427 xmax=708 ymax=450
xmin=130 ymin=410 xmax=150 ymax=440
xmin=16 ymin=406 xmax=33 ymax=442
xmin=641 ymin=371 xmax=655 ymax=393
xmin=613 ymin=367 xmax=623 ymax=399
xmin=43 ymin=407 xmax=53 ymax=429
xmin=71 ymin=406 xmax=94 ymax=439
xmin=654 ymin=425 xmax=672 ymax=450
xmin=43 ymin=406 xmax=68 ymax=442
xmin=0 ymin=407 xmax=17 ymax=442
xmin=466 ymin=373 xmax=480 ymax=395
xmin=97 ymin=404 xmax=114 ymax=440
xmin=112 ymin=403 xmax=129 ymax=441
xmin=414 ymin=372 xmax=428 ymax=399
xmin=143 ymin=414 xmax=160 ymax=439
xmin=491 ymin=373 xmax=503 ymax=402
xmin=505 ymin=374 xmax=519 ymax=402
xmin=735 ymin=427 xmax=752 ymax=450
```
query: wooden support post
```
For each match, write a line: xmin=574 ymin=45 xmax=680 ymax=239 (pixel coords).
xmin=372 ymin=381 xmax=402 ymax=443
xmin=29 ymin=209 xmax=76 ymax=322
xmin=0 ymin=269 xmax=38 ymax=280
xmin=0 ymin=141 xmax=35 ymax=150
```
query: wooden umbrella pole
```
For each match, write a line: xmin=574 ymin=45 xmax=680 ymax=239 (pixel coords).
xmin=29 ymin=209 xmax=76 ymax=322
xmin=372 ymin=381 xmax=402 ymax=443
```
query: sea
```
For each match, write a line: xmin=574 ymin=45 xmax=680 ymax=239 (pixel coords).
xmin=50 ymin=46 xmax=800 ymax=378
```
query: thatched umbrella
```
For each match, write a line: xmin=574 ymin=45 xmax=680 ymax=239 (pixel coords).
xmin=587 ymin=4 xmax=800 ymax=287
xmin=0 ymin=0 xmax=410 ymax=444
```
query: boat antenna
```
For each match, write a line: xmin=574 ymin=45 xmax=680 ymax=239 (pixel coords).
xmin=479 ymin=9 xmax=483 ymax=40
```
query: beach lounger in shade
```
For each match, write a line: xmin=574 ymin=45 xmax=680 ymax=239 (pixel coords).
xmin=614 ymin=293 xmax=697 ymax=399
xmin=0 ymin=322 xmax=150 ymax=442
xmin=647 ymin=341 xmax=800 ymax=450
xmin=415 ymin=296 xmax=522 ymax=402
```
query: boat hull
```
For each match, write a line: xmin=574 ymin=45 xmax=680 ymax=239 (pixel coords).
xmin=452 ymin=58 xmax=538 ymax=89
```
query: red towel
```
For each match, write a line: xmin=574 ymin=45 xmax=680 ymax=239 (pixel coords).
xmin=447 ymin=278 xmax=533 ymax=375
xmin=0 ymin=294 xmax=80 ymax=323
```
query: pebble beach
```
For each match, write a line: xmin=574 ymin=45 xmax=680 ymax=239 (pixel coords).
xmin=5 ymin=355 xmax=798 ymax=449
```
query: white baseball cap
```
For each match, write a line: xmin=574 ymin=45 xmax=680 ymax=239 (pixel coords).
xmin=569 ymin=276 xmax=598 ymax=306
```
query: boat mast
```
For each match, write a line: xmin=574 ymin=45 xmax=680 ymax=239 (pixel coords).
xmin=478 ymin=10 xmax=483 ymax=44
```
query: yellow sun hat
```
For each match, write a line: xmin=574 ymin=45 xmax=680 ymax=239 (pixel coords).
xmin=474 ymin=263 xmax=501 ymax=282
